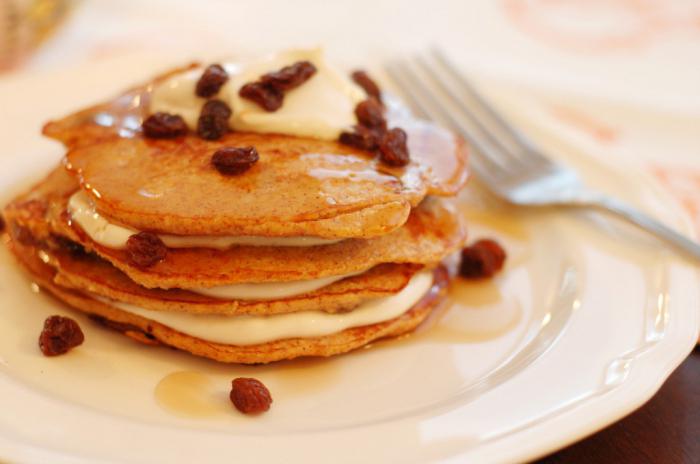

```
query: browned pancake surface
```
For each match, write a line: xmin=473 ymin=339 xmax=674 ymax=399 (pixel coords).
xmin=43 ymin=67 xmax=468 ymax=238
xmin=65 ymin=134 xmax=415 ymax=237
xmin=59 ymin=196 xmax=464 ymax=288
xmin=50 ymin=245 xmax=422 ymax=315
xmin=4 ymin=168 xmax=466 ymax=289
xmin=7 ymin=236 xmax=448 ymax=364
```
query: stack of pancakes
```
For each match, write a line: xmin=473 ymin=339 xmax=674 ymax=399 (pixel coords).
xmin=3 ymin=68 xmax=468 ymax=364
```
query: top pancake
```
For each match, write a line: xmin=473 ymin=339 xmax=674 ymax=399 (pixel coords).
xmin=4 ymin=167 xmax=466 ymax=288
xmin=43 ymin=68 xmax=468 ymax=238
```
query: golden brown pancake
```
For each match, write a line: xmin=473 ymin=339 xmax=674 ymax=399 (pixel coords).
xmin=48 ymin=245 xmax=422 ymax=316
xmin=4 ymin=167 xmax=466 ymax=289
xmin=2 ymin=167 xmax=75 ymax=243
xmin=7 ymin=236 xmax=448 ymax=364
xmin=65 ymin=134 xmax=416 ymax=238
xmin=43 ymin=68 xmax=468 ymax=238
xmin=4 ymin=192 xmax=425 ymax=316
xmin=59 ymin=198 xmax=463 ymax=288
xmin=3 ymin=64 xmax=470 ymax=364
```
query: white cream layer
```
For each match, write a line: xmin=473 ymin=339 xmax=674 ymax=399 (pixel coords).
xmin=150 ymin=48 xmax=365 ymax=140
xmin=67 ymin=191 xmax=342 ymax=249
xmin=193 ymin=270 xmax=364 ymax=300
xmin=67 ymin=190 xmax=359 ymax=300
xmin=100 ymin=270 xmax=433 ymax=345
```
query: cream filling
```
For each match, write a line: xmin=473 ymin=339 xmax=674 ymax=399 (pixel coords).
xmin=99 ymin=270 xmax=433 ymax=345
xmin=150 ymin=47 xmax=366 ymax=140
xmin=193 ymin=270 xmax=364 ymax=300
xmin=67 ymin=191 xmax=342 ymax=249
xmin=67 ymin=190 xmax=359 ymax=300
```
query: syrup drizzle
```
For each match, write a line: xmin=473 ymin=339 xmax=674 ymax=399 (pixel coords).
xmin=154 ymin=371 xmax=226 ymax=418
xmin=154 ymin=358 xmax=343 ymax=419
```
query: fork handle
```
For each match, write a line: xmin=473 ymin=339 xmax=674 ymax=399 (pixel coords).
xmin=591 ymin=195 xmax=700 ymax=260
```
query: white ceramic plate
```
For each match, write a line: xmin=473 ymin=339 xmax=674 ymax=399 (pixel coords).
xmin=0 ymin=58 xmax=698 ymax=464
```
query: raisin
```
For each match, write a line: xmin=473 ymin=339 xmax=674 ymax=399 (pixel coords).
xmin=126 ymin=232 xmax=167 ymax=268
xmin=0 ymin=214 xmax=5 ymax=232
xmin=259 ymin=60 xmax=317 ymax=91
xmin=239 ymin=61 xmax=316 ymax=112
xmin=197 ymin=99 xmax=232 ymax=140
xmin=459 ymin=239 xmax=507 ymax=278
xmin=339 ymin=125 xmax=381 ymax=151
xmin=378 ymin=128 xmax=410 ymax=167
xmin=39 ymin=315 xmax=84 ymax=356
xmin=355 ymin=98 xmax=386 ymax=130
xmin=230 ymin=378 xmax=272 ymax=414
xmin=239 ymin=82 xmax=284 ymax=112
xmin=195 ymin=64 xmax=229 ymax=98
xmin=142 ymin=112 xmax=188 ymax=139
xmin=211 ymin=146 xmax=259 ymax=175
xmin=351 ymin=70 xmax=382 ymax=103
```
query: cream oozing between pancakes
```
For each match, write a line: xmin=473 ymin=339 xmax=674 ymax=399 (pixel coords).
xmin=96 ymin=269 xmax=434 ymax=345
xmin=67 ymin=50 xmax=374 ymax=291
xmin=64 ymin=49 xmax=443 ymax=302
xmin=68 ymin=190 xmax=343 ymax=249
xmin=67 ymin=190 xmax=369 ymax=300
xmin=54 ymin=48 xmax=467 ymax=241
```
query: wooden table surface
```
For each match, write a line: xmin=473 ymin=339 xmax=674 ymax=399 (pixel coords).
xmin=536 ymin=346 xmax=699 ymax=463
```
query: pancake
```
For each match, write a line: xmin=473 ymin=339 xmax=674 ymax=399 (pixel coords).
xmin=64 ymin=133 xmax=416 ymax=238
xmin=58 ymin=198 xmax=463 ymax=289
xmin=7 ymin=236 xmax=448 ymax=364
xmin=2 ymin=167 xmax=75 ymax=243
xmin=48 ymin=244 xmax=422 ymax=316
xmin=43 ymin=68 xmax=468 ymax=238
xmin=3 ymin=56 xmax=470 ymax=365
xmin=4 ymin=167 xmax=466 ymax=289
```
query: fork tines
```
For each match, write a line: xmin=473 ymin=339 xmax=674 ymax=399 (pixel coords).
xmin=385 ymin=49 xmax=552 ymax=184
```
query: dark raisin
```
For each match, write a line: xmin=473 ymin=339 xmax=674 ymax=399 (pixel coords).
xmin=197 ymin=99 xmax=232 ymax=140
xmin=211 ymin=146 xmax=259 ymax=175
xmin=351 ymin=70 xmax=382 ymax=103
xmin=259 ymin=60 xmax=317 ymax=91
xmin=378 ymin=128 xmax=410 ymax=167
xmin=239 ymin=61 xmax=316 ymax=112
xmin=230 ymin=378 xmax=272 ymax=414
xmin=355 ymin=98 xmax=386 ymax=130
xmin=339 ymin=125 xmax=381 ymax=151
xmin=142 ymin=112 xmax=188 ymax=139
xmin=459 ymin=239 xmax=507 ymax=278
xmin=195 ymin=64 xmax=229 ymax=98
xmin=0 ymin=214 xmax=5 ymax=232
xmin=39 ymin=315 xmax=84 ymax=356
xmin=239 ymin=82 xmax=284 ymax=112
xmin=126 ymin=232 xmax=167 ymax=268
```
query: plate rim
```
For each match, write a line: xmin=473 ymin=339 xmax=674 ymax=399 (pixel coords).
xmin=457 ymin=148 xmax=700 ymax=462
xmin=0 ymin=57 xmax=698 ymax=463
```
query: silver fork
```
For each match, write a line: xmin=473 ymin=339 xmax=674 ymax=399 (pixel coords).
xmin=386 ymin=49 xmax=700 ymax=260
